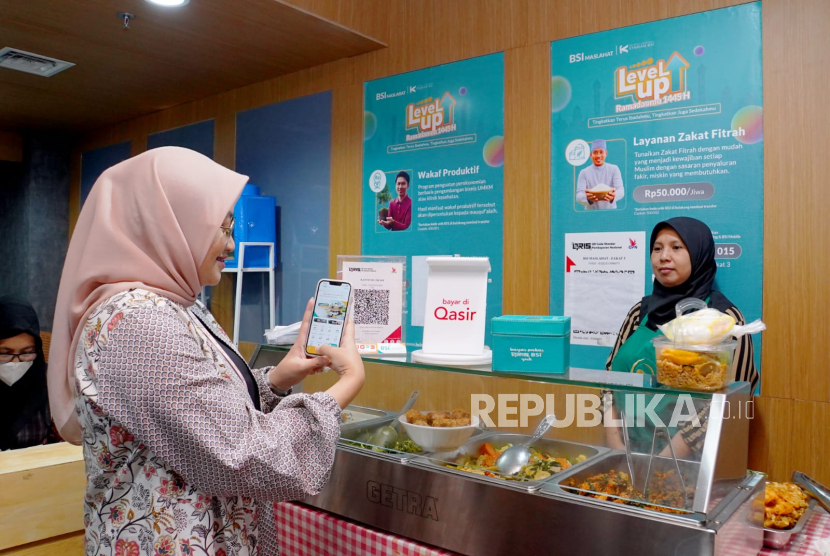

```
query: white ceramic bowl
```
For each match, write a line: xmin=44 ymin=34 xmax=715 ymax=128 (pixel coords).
xmin=588 ymin=184 xmax=612 ymax=200
xmin=398 ymin=414 xmax=480 ymax=453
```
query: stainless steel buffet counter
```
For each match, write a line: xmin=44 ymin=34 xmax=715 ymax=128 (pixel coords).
xmin=252 ymin=345 xmax=764 ymax=556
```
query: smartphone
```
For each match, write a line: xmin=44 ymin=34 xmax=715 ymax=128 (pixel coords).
xmin=304 ymin=279 xmax=353 ymax=357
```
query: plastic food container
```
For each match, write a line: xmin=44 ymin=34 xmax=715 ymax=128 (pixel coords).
xmin=652 ymin=338 xmax=737 ymax=392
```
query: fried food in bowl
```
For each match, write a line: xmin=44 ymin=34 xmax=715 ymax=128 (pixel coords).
xmin=399 ymin=409 xmax=478 ymax=452
xmin=405 ymin=409 xmax=472 ymax=427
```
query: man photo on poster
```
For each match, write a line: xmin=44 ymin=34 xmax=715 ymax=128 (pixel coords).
xmin=576 ymin=139 xmax=625 ymax=210
xmin=379 ymin=171 xmax=413 ymax=231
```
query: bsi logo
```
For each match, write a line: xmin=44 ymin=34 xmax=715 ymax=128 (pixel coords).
xmin=366 ymin=481 xmax=439 ymax=521
xmin=569 ymin=50 xmax=615 ymax=63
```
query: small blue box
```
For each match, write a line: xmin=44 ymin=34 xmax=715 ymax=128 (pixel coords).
xmin=491 ymin=315 xmax=571 ymax=374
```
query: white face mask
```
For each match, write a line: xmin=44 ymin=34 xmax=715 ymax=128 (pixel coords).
xmin=0 ymin=361 xmax=33 ymax=387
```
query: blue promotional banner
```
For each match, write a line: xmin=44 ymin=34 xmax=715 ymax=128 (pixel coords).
xmin=362 ymin=54 xmax=504 ymax=348
xmin=549 ymin=4 xmax=763 ymax=376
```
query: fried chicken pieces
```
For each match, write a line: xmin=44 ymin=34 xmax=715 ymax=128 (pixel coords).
xmin=764 ymin=482 xmax=809 ymax=529
xmin=405 ymin=409 xmax=471 ymax=427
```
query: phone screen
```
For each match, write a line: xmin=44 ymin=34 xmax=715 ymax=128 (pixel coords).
xmin=306 ymin=280 xmax=352 ymax=355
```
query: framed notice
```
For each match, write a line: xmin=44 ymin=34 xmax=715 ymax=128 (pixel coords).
xmin=338 ymin=255 xmax=406 ymax=344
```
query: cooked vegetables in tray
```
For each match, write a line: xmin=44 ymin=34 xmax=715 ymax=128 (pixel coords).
xmin=341 ymin=425 xmax=423 ymax=454
xmin=565 ymin=469 xmax=693 ymax=513
xmin=445 ymin=442 xmax=587 ymax=482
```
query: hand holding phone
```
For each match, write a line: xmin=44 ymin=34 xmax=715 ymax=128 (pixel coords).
xmin=266 ymin=298 xmax=330 ymax=391
xmin=318 ymin=317 xmax=365 ymax=409
xmin=305 ymin=279 xmax=365 ymax=409
xmin=305 ymin=279 xmax=353 ymax=357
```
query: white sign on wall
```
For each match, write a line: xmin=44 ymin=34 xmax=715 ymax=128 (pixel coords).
xmin=563 ymin=231 xmax=646 ymax=347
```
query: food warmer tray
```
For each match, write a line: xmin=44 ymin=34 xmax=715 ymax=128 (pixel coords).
xmin=306 ymin=445 xmax=764 ymax=555
xmin=409 ymin=432 xmax=608 ymax=493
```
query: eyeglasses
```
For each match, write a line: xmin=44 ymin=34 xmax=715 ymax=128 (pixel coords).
xmin=220 ymin=217 xmax=235 ymax=243
xmin=0 ymin=352 xmax=37 ymax=363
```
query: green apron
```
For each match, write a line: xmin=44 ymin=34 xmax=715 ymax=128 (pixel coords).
xmin=610 ymin=309 xmax=694 ymax=450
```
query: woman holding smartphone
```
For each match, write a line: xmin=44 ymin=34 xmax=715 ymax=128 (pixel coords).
xmin=48 ymin=147 xmax=364 ymax=556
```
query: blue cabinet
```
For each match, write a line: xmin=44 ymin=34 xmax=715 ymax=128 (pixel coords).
xmin=226 ymin=184 xmax=277 ymax=269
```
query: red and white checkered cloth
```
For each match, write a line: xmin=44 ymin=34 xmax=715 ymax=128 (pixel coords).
xmin=274 ymin=502 xmax=461 ymax=556
xmin=718 ymin=508 xmax=830 ymax=556
xmin=275 ymin=501 xmax=830 ymax=556
xmin=758 ymin=509 xmax=830 ymax=556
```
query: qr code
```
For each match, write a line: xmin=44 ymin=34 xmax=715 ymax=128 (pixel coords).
xmin=353 ymin=289 xmax=389 ymax=325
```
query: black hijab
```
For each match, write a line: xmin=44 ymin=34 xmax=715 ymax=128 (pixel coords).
xmin=641 ymin=217 xmax=735 ymax=330
xmin=0 ymin=296 xmax=52 ymax=450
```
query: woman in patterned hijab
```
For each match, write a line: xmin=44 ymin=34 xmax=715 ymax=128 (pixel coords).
xmin=49 ymin=147 xmax=363 ymax=555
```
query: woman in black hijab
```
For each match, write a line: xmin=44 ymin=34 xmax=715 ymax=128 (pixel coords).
xmin=0 ymin=296 xmax=58 ymax=450
xmin=604 ymin=217 xmax=758 ymax=457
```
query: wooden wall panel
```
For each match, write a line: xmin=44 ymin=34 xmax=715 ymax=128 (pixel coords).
xmin=384 ymin=0 xmax=527 ymax=79
xmin=0 ymin=444 xmax=84 ymax=551
xmin=748 ymin=396 xmax=793 ymax=482
xmin=1 ymin=532 xmax=84 ymax=556
xmin=749 ymin=397 xmax=830 ymax=485
xmin=504 ymin=43 xmax=552 ymax=314
xmin=0 ymin=131 xmax=23 ymax=162
xmin=788 ymin=400 xmax=830 ymax=486
xmin=328 ymin=84 xmax=364 ymax=274
xmin=278 ymin=0 xmax=391 ymax=44
xmin=210 ymin=113 xmax=239 ymax=333
xmin=528 ymin=0 xmax=747 ymax=44
xmin=760 ymin=0 xmax=830 ymax=403
xmin=68 ymin=146 xmax=82 ymax=239
xmin=63 ymin=0 xmax=830 ymax=486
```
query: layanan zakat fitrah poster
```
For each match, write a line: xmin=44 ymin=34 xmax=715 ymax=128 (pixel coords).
xmin=550 ymin=3 xmax=763 ymax=377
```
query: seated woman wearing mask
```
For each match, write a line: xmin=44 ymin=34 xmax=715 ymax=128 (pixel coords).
xmin=48 ymin=147 xmax=364 ymax=556
xmin=0 ymin=296 xmax=60 ymax=450
xmin=604 ymin=217 xmax=758 ymax=459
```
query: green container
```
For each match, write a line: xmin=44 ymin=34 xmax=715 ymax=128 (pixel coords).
xmin=491 ymin=315 xmax=571 ymax=373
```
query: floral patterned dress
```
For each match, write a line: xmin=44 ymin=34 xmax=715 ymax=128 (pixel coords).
xmin=75 ymin=289 xmax=340 ymax=556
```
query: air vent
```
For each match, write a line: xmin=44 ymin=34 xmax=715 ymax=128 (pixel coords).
xmin=0 ymin=47 xmax=75 ymax=77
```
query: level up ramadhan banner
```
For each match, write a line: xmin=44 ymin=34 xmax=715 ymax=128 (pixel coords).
xmin=362 ymin=54 xmax=505 ymax=348
xmin=549 ymin=3 xmax=764 ymax=376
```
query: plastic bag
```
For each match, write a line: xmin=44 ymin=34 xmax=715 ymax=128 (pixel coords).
xmin=264 ymin=322 xmax=301 ymax=345
xmin=657 ymin=298 xmax=766 ymax=345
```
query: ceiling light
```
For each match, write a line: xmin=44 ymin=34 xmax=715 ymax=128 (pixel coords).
xmin=144 ymin=0 xmax=190 ymax=6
